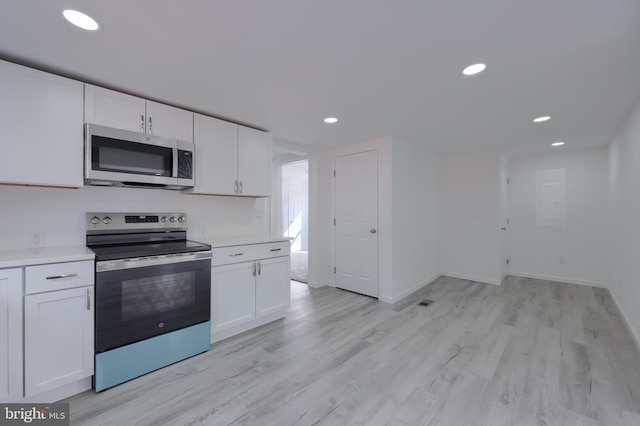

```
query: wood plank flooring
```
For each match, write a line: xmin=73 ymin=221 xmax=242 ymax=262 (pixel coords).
xmin=64 ymin=276 xmax=640 ymax=425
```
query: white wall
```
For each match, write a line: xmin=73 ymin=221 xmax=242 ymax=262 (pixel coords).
xmin=312 ymin=136 xmax=439 ymax=302
xmin=0 ymin=185 xmax=269 ymax=250
xmin=608 ymin=96 xmax=640 ymax=343
xmin=508 ymin=147 xmax=608 ymax=287
xmin=389 ymin=137 xmax=439 ymax=302
xmin=439 ymin=151 xmax=502 ymax=285
xmin=311 ymin=137 xmax=393 ymax=290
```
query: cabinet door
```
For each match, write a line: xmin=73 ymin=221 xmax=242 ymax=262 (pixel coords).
xmin=0 ymin=269 xmax=22 ymax=403
xmin=237 ymin=126 xmax=272 ymax=197
xmin=211 ymin=262 xmax=256 ymax=336
xmin=85 ymin=84 xmax=146 ymax=133
xmin=0 ymin=60 xmax=84 ymax=187
xmin=24 ymin=286 xmax=94 ymax=398
xmin=193 ymin=114 xmax=238 ymax=195
xmin=256 ymin=257 xmax=290 ymax=318
xmin=146 ymin=101 xmax=194 ymax=141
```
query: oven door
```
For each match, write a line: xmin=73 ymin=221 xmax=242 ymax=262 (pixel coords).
xmin=95 ymin=252 xmax=211 ymax=353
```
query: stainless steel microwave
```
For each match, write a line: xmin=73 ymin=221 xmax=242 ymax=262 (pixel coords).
xmin=85 ymin=123 xmax=194 ymax=190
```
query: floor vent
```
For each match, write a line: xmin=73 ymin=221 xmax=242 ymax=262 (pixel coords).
xmin=418 ymin=299 xmax=434 ymax=307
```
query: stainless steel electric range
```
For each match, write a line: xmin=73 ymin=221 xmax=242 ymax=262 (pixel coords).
xmin=86 ymin=212 xmax=212 ymax=392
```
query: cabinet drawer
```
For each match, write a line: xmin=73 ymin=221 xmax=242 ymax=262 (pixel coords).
xmin=254 ymin=241 xmax=290 ymax=259
xmin=211 ymin=241 xmax=291 ymax=267
xmin=25 ymin=260 xmax=94 ymax=294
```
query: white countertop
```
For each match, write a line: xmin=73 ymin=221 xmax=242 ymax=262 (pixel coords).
xmin=199 ymin=236 xmax=292 ymax=249
xmin=0 ymin=237 xmax=290 ymax=268
xmin=0 ymin=246 xmax=95 ymax=269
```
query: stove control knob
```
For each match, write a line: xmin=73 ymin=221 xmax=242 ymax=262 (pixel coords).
xmin=178 ymin=216 xmax=185 ymax=223
xmin=90 ymin=216 xmax=100 ymax=225
xmin=169 ymin=216 xmax=177 ymax=223
xmin=103 ymin=216 xmax=112 ymax=225
xmin=160 ymin=216 xmax=167 ymax=223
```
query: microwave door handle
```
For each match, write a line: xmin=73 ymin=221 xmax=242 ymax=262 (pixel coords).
xmin=172 ymin=146 xmax=179 ymax=179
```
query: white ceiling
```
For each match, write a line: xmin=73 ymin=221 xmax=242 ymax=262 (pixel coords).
xmin=2 ymin=0 xmax=640 ymax=157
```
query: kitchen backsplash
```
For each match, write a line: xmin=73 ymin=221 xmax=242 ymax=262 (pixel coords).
xmin=0 ymin=185 xmax=269 ymax=250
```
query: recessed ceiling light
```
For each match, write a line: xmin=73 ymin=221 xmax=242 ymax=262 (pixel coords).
xmin=462 ymin=63 xmax=486 ymax=76
xmin=62 ymin=9 xmax=100 ymax=31
xmin=533 ymin=116 xmax=551 ymax=123
xmin=324 ymin=117 xmax=338 ymax=124
xmin=551 ymin=142 xmax=565 ymax=147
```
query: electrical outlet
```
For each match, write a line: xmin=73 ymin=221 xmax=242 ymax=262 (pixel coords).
xmin=29 ymin=231 xmax=44 ymax=248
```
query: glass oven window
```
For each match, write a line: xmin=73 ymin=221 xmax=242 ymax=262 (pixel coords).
xmin=121 ymin=271 xmax=196 ymax=322
xmin=92 ymin=135 xmax=172 ymax=176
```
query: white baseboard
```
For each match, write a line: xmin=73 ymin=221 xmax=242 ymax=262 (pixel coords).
xmin=379 ymin=273 xmax=440 ymax=304
xmin=508 ymin=271 xmax=607 ymax=288
xmin=607 ymin=288 xmax=640 ymax=354
xmin=306 ymin=280 xmax=332 ymax=289
xmin=440 ymin=271 xmax=501 ymax=286
xmin=20 ymin=377 xmax=92 ymax=403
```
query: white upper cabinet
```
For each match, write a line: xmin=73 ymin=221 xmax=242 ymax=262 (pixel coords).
xmin=238 ymin=126 xmax=272 ymax=197
xmin=193 ymin=114 xmax=238 ymax=194
xmin=84 ymin=85 xmax=146 ymax=133
xmin=192 ymin=113 xmax=271 ymax=197
xmin=145 ymin=101 xmax=194 ymax=142
xmin=85 ymin=84 xmax=193 ymax=141
xmin=0 ymin=60 xmax=84 ymax=187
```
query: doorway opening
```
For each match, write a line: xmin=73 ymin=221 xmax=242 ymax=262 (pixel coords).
xmin=281 ymin=160 xmax=309 ymax=284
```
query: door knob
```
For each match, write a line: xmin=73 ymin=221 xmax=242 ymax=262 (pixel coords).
xmin=370 ymin=228 xmax=377 ymax=234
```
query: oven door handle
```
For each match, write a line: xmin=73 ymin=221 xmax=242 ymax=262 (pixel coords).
xmin=96 ymin=251 xmax=212 ymax=272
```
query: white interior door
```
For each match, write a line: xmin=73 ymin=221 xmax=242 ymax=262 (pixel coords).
xmin=500 ymin=161 xmax=510 ymax=280
xmin=334 ymin=150 xmax=378 ymax=298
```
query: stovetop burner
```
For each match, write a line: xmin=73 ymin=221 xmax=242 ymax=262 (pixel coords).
xmin=89 ymin=240 xmax=211 ymax=261
xmin=86 ymin=212 xmax=210 ymax=261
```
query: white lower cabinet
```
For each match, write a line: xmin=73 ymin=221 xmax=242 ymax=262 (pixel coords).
xmin=0 ymin=268 xmax=23 ymax=403
xmin=211 ymin=241 xmax=290 ymax=342
xmin=212 ymin=262 xmax=256 ymax=331
xmin=256 ymin=257 xmax=291 ymax=318
xmin=24 ymin=261 xmax=94 ymax=398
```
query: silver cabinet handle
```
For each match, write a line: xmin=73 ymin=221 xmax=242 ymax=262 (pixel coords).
xmin=501 ymin=227 xmax=507 ymax=231
xmin=239 ymin=180 xmax=243 ymax=194
xmin=234 ymin=180 xmax=239 ymax=193
xmin=252 ymin=262 xmax=256 ymax=276
xmin=46 ymin=273 xmax=78 ymax=280
xmin=86 ymin=288 xmax=91 ymax=310
xmin=257 ymin=261 xmax=261 ymax=275
xmin=229 ymin=252 xmax=244 ymax=257
xmin=140 ymin=115 xmax=145 ymax=132
xmin=370 ymin=229 xmax=377 ymax=234
xmin=148 ymin=116 xmax=153 ymax=133
xmin=270 ymin=248 xmax=282 ymax=252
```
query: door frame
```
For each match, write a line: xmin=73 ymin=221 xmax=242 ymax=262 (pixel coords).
xmin=500 ymin=159 xmax=510 ymax=281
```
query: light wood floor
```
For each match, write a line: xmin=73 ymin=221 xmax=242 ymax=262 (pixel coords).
xmin=65 ymin=276 xmax=640 ymax=425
